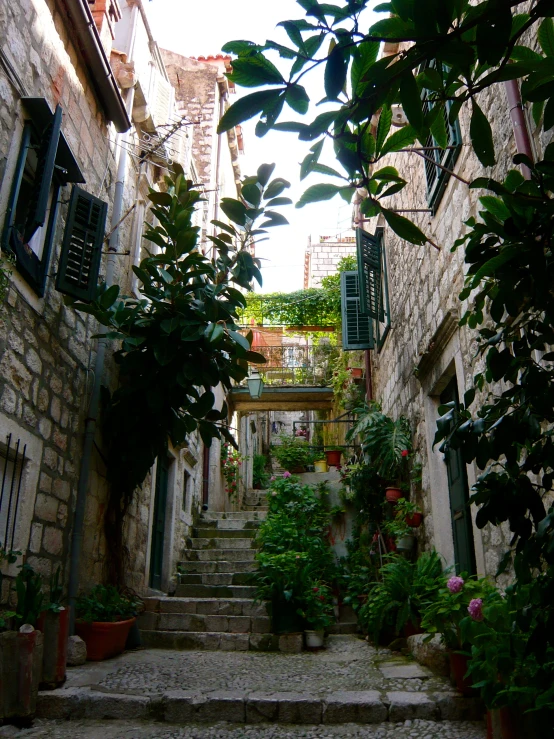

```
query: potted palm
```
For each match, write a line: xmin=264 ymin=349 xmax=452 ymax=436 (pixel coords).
xmin=75 ymin=585 xmax=141 ymax=661
xmin=347 ymin=402 xmax=412 ymax=501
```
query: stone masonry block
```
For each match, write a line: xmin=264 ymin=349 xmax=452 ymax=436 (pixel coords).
xmin=249 ymin=634 xmax=279 ymax=652
xmin=162 ymin=690 xmax=198 ymax=722
xmin=34 ymin=493 xmax=58 ymax=522
xmin=433 ymin=692 xmax=485 ymax=721
xmin=386 ymin=691 xmax=438 ymax=722
xmin=220 ymin=633 xmax=249 ymax=651
xmin=81 ymin=692 xmax=151 ymax=720
xmin=323 ymin=691 xmax=387 ymax=724
xmin=159 ymin=598 xmax=196 ymax=614
xmin=277 ymin=692 xmax=323 ymax=724
xmin=242 ymin=602 xmax=268 ymax=618
xmin=245 ymin=692 xmax=279 ymax=723
xmin=36 ymin=687 xmax=84 ymax=719
xmin=279 ymin=633 xmax=303 ymax=653
xmin=227 ymin=616 xmax=250 ymax=633
xmin=251 ymin=617 xmax=271 ymax=634
xmin=196 ymin=691 xmax=245 ymax=722
xmin=204 ymin=615 xmax=228 ymax=632
xmin=137 ymin=611 xmax=158 ymax=630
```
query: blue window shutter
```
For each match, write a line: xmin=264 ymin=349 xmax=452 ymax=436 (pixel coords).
xmin=341 ymin=271 xmax=374 ymax=351
xmin=25 ymin=104 xmax=62 ymax=242
xmin=356 ymin=227 xmax=384 ymax=320
xmin=56 ymin=186 xmax=107 ymax=302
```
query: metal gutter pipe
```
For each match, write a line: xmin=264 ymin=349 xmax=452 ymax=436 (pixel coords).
xmin=504 ymin=79 xmax=534 ymax=179
xmin=64 ymin=0 xmax=131 ymax=132
xmin=68 ymin=79 xmax=136 ymax=632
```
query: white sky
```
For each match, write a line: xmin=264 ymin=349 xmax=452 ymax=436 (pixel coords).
xmin=147 ymin=0 xmax=369 ymax=293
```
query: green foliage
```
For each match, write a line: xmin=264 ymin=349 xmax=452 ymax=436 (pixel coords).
xmin=347 ymin=401 xmax=412 ymax=482
xmin=241 ymin=288 xmax=340 ymax=327
xmin=218 ymin=0 xmax=554 ymax=245
xmin=359 ymin=551 xmax=444 ymax=643
xmin=45 ymin=566 xmax=64 ymax=612
xmin=272 ymin=436 xmax=314 ymax=471
xmin=15 ymin=563 xmax=44 ymax=628
xmin=75 ymin=585 xmax=141 ymax=623
xmin=252 ymin=454 xmax=270 ymax=488
xmin=68 ymin=164 xmax=289 ymax=584
xmin=0 ymin=253 xmax=14 ymax=306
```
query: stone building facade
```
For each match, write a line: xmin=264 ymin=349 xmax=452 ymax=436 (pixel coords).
xmin=304 ymin=231 xmax=356 ymax=288
xmin=360 ymin=46 xmax=551 ymax=580
xmin=0 ymin=0 xmax=242 ymax=604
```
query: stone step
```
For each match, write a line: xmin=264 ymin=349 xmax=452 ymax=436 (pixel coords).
xmin=139 ymin=611 xmax=270 ymax=634
xmin=189 ymin=537 xmax=257 ymax=550
xmin=192 ymin=527 xmax=258 ymax=539
xmin=177 ymin=572 xmax=252 ymax=586
xmin=201 ymin=511 xmax=267 ymax=521
xmin=197 ymin=519 xmax=261 ymax=531
xmin=243 ymin=505 xmax=269 ymax=512
xmin=37 ymin=686 xmax=485 ymax=724
xmin=143 ymin=597 xmax=268 ymax=617
xmin=177 ymin=560 xmax=256 ymax=574
xmin=175 ymin=584 xmax=257 ymax=598
xmin=184 ymin=548 xmax=258 ymax=562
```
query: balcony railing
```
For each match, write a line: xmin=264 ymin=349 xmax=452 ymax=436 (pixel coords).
xmin=252 ymin=344 xmax=334 ymax=386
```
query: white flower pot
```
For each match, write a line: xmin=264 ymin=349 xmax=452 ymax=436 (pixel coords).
xmin=304 ymin=630 xmax=324 ymax=648
xmin=397 ymin=534 xmax=416 ymax=551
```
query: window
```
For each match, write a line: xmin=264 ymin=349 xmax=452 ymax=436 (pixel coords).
xmin=340 ymin=271 xmax=374 ymax=351
xmin=182 ymin=468 xmax=191 ymax=512
xmin=0 ymin=434 xmax=26 ymax=552
xmin=422 ymin=92 xmax=462 ymax=213
xmin=375 ymin=239 xmax=391 ymax=351
xmin=1 ymin=98 xmax=84 ymax=296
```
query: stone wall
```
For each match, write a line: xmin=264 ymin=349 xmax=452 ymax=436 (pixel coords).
xmin=365 ymin=63 xmax=551 ymax=578
xmin=304 ymin=233 xmax=357 ymax=288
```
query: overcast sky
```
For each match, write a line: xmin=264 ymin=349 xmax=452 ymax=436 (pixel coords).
xmin=147 ymin=0 xmax=371 ymax=292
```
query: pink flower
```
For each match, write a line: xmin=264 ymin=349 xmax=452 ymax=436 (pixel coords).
xmin=401 ymin=449 xmax=409 ymax=457
xmin=447 ymin=576 xmax=465 ymax=593
xmin=270 ymin=476 xmax=276 ymax=481
xmin=468 ymin=598 xmax=484 ymax=621
xmin=283 ymin=471 xmax=291 ymax=478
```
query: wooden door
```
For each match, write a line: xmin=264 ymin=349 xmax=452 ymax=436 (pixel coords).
xmin=149 ymin=455 xmax=169 ymax=590
xmin=440 ymin=378 xmax=477 ymax=576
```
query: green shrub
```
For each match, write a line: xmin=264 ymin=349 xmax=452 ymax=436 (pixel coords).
xmin=272 ymin=436 xmax=314 ymax=472
xmin=253 ymin=454 xmax=269 ymax=488
xmin=76 ymin=585 xmax=141 ymax=623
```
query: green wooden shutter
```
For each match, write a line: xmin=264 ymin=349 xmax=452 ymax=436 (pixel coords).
xmin=341 ymin=271 xmax=374 ymax=350
xmin=357 ymin=227 xmax=384 ymax=320
xmin=24 ymin=105 xmax=62 ymax=242
xmin=56 ymin=186 xmax=107 ymax=301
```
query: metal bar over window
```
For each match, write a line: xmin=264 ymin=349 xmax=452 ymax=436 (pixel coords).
xmin=0 ymin=434 xmax=26 ymax=552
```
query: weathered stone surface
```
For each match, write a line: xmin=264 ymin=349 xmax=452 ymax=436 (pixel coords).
xmin=323 ymin=691 xmax=387 ymax=724
xmin=276 ymin=692 xmax=323 ymax=724
xmin=245 ymin=692 xmax=279 ymax=723
xmin=386 ymin=691 xmax=438 ymax=721
xmin=407 ymin=633 xmax=450 ymax=676
xmin=433 ymin=691 xmax=485 ymax=721
xmin=279 ymin=633 xmax=303 ymax=653
xmin=67 ymin=635 xmax=87 ymax=666
xmin=196 ymin=691 xmax=245 ymax=722
xmin=379 ymin=660 xmax=434 ymax=679
xmin=162 ymin=690 xmax=198 ymax=722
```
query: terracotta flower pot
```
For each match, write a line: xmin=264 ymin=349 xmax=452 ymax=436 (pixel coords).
xmin=325 ymin=450 xmax=342 ymax=467
xmin=37 ymin=607 xmax=70 ymax=689
xmin=385 ymin=487 xmax=403 ymax=503
xmin=75 ymin=617 xmax=136 ymax=661
xmin=0 ymin=629 xmax=44 ymax=725
xmin=406 ymin=512 xmax=423 ymax=527
xmin=349 ymin=368 xmax=363 ymax=379
xmin=449 ymin=651 xmax=476 ymax=696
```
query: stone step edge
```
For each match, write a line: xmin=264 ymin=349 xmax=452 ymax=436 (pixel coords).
xmin=37 ymin=687 xmax=485 ymax=725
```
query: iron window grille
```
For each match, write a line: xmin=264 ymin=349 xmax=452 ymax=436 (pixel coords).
xmin=422 ymin=92 xmax=462 ymax=213
xmin=0 ymin=434 xmax=27 ymax=554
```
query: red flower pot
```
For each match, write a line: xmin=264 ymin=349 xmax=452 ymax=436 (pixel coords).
xmin=386 ymin=536 xmax=397 ymax=553
xmin=349 ymin=368 xmax=363 ymax=379
xmin=75 ymin=618 xmax=136 ymax=661
xmin=385 ymin=487 xmax=403 ymax=503
xmin=449 ymin=651 xmax=476 ymax=696
xmin=37 ymin=607 xmax=70 ymax=689
xmin=325 ymin=450 xmax=342 ymax=467
xmin=406 ymin=512 xmax=423 ymax=527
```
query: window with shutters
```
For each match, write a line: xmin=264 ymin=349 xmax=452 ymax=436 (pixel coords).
xmin=56 ymin=186 xmax=108 ymax=302
xmin=375 ymin=238 xmax=391 ymax=351
xmin=340 ymin=271 xmax=374 ymax=351
xmin=1 ymin=98 xmax=84 ymax=296
xmin=422 ymin=89 xmax=462 ymax=213
xmin=354 ymin=227 xmax=391 ymax=352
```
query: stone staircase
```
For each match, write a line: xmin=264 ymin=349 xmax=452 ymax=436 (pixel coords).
xmin=243 ymin=488 xmax=269 ymax=512
xmin=139 ymin=509 xmax=280 ymax=651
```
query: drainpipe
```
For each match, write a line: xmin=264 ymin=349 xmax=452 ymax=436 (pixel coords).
xmin=211 ymin=80 xmax=226 ymax=259
xmin=68 ymin=81 xmax=136 ymax=633
xmin=504 ymin=80 xmax=534 ymax=179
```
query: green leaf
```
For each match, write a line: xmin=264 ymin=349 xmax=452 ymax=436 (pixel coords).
xmin=266 ymin=196 xmax=293 ymax=207
xmin=296 ymin=183 xmax=342 ymax=208
xmin=220 ymin=198 xmax=248 ymax=226
xmin=368 ymin=16 xmax=413 ymax=39
xmin=260 ymin=212 xmax=289 ymax=227
xmin=228 ymin=330 xmax=251 ymax=351
xmin=206 ymin=323 xmax=225 ymax=343
xmin=264 ymin=178 xmax=291 ymax=199
xmin=286 ymin=84 xmax=310 ymax=114
xmin=241 ymin=183 xmax=262 ymax=207
xmin=218 ymin=90 xmax=281 ymax=133
xmin=470 ymin=100 xmax=495 ymax=167
xmin=379 ymin=125 xmax=417 ymax=157
xmin=376 ymin=106 xmax=393 ymax=154
xmin=257 ymin=163 xmax=276 ymax=186
xmin=429 ymin=105 xmax=448 ymax=150
xmin=538 ymin=17 xmax=554 ymax=57
xmin=148 ymin=191 xmax=173 ymax=206
xmin=382 ymin=209 xmax=427 ymax=245
xmin=280 ymin=21 xmax=307 ymax=53
xmin=351 ymin=41 xmax=379 ymax=93
xmin=229 ymin=55 xmax=285 ymax=87
xmin=99 ymin=284 xmax=120 ymax=309
xmin=245 ymin=350 xmax=267 ymax=364
xmin=399 ymin=72 xmax=424 ymax=132
xmin=479 ymin=196 xmax=510 ymax=221
xmin=324 ymin=44 xmax=348 ymax=100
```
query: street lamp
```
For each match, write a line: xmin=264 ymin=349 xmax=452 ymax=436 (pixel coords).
xmin=247 ymin=368 xmax=264 ymax=399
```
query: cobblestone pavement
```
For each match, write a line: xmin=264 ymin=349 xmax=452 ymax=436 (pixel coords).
xmin=4 ymin=718 xmax=487 ymax=738
xmin=63 ymin=636 xmax=449 ymax=696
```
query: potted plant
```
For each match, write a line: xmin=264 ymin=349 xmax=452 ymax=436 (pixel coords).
xmin=272 ymin=436 xmax=313 ymax=473
xmin=395 ymin=498 xmax=423 ymax=527
xmin=252 ymin=454 xmax=270 ymax=490
xmin=75 ymin=585 xmax=141 ymax=661
xmin=37 ymin=566 xmax=70 ymax=689
xmin=0 ymin=559 xmax=44 ymax=726
xmin=383 ymin=517 xmax=416 ymax=552
xmin=347 ymin=402 xmax=412 ymax=501
xmin=348 ymin=367 xmax=364 ymax=380
xmin=314 ymin=456 xmax=328 ymax=473
xmin=298 ymin=582 xmax=334 ymax=649
xmin=324 ymin=448 xmax=342 ymax=467
xmin=420 ymin=574 xmax=496 ymax=695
